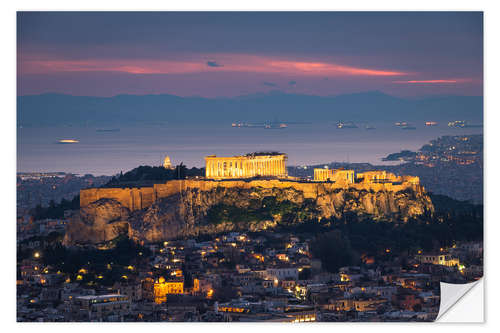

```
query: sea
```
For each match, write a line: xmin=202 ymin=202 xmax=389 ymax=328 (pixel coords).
xmin=17 ymin=122 xmax=483 ymax=176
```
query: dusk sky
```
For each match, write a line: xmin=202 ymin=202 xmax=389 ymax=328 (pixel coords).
xmin=17 ymin=12 xmax=483 ymax=98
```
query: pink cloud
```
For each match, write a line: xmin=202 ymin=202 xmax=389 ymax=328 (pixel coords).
xmin=393 ymin=79 xmax=460 ymax=84
xmin=18 ymin=54 xmax=407 ymax=78
xmin=268 ymin=60 xmax=405 ymax=76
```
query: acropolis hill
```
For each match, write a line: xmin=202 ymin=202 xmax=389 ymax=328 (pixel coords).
xmin=67 ymin=153 xmax=433 ymax=245
xmin=80 ymin=152 xmax=422 ymax=211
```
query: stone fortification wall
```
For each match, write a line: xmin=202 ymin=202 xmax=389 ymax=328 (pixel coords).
xmin=81 ymin=179 xmax=423 ymax=211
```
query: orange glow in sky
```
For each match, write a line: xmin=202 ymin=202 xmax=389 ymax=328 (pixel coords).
xmin=393 ymin=79 xmax=459 ymax=84
xmin=19 ymin=54 xmax=406 ymax=77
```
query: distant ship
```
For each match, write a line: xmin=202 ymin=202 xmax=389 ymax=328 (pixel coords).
xmin=336 ymin=121 xmax=358 ymax=129
xmin=425 ymin=121 xmax=438 ymax=126
xmin=401 ymin=125 xmax=417 ymax=130
xmin=365 ymin=125 xmax=376 ymax=130
xmin=232 ymin=121 xmax=262 ymax=128
xmin=448 ymin=120 xmax=466 ymax=128
xmin=448 ymin=120 xmax=483 ymax=128
xmin=394 ymin=121 xmax=409 ymax=127
xmin=265 ymin=122 xmax=288 ymax=129
xmin=57 ymin=139 xmax=79 ymax=144
xmin=96 ymin=128 xmax=120 ymax=132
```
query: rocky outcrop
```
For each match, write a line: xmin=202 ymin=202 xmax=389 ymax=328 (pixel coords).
xmin=63 ymin=198 xmax=131 ymax=246
xmin=64 ymin=186 xmax=434 ymax=246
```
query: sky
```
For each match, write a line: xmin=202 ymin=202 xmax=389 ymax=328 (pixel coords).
xmin=17 ymin=12 xmax=483 ymax=98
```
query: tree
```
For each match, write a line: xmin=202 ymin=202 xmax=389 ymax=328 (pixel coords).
xmin=311 ymin=230 xmax=357 ymax=273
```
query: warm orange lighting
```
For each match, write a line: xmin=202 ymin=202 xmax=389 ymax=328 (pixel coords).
xmin=33 ymin=252 xmax=40 ymax=258
xmin=393 ymin=79 xmax=458 ymax=84
xmin=20 ymin=55 xmax=406 ymax=78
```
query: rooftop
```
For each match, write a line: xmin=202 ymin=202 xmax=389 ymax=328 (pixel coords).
xmin=75 ymin=294 xmax=126 ymax=300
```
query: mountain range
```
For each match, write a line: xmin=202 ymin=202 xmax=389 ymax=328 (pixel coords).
xmin=17 ymin=90 xmax=483 ymax=126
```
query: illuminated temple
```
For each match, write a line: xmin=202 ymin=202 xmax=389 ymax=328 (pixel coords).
xmin=205 ymin=152 xmax=288 ymax=179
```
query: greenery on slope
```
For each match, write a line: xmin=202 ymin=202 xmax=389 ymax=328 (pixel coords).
xmin=30 ymin=196 xmax=80 ymax=220
xmin=105 ymin=164 xmax=205 ymax=186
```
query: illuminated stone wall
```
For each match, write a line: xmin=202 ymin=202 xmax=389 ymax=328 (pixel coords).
xmin=80 ymin=186 xmax=155 ymax=211
xmin=81 ymin=178 xmax=424 ymax=211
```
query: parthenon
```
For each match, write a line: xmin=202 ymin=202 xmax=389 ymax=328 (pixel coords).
xmin=205 ymin=152 xmax=288 ymax=179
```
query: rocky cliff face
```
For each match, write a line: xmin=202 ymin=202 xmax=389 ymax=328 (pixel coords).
xmin=63 ymin=186 xmax=434 ymax=246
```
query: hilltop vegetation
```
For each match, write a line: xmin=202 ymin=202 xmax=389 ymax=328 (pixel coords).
xmin=104 ymin=164 xmax=205 ymax=186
